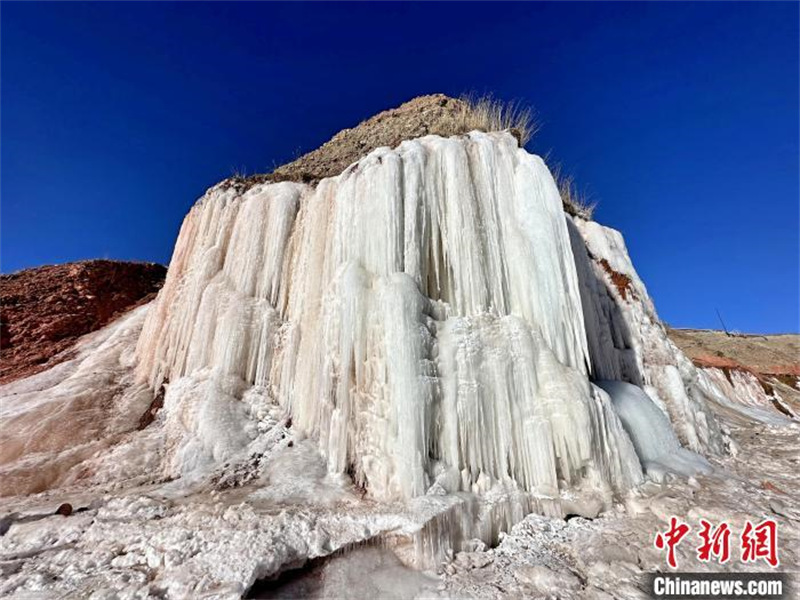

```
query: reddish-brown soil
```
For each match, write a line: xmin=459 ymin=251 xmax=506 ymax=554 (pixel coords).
xmin=0 ymin=260 xmax=166 ymax=384
xmin=668 ymin=328 xmax=799 ymax=378
xmin=598 ymin=258 xmax=633 ymax=300
xmin=668 ymin=328 xmax=800 ymax=409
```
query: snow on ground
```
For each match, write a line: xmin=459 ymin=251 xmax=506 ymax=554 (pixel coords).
xmin=248 ymin=406 xmax=799 ymax=599
xmin=1 ymin=398 xmax=796 ymax=599
xmin=436 ymin=409 xmax=800 ymax=599
xmin=0 ymin=431 xmax=455 ymax=598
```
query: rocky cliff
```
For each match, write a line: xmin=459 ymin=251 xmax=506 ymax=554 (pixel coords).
xmin=0 ymin=260 xmax=165 ymax=384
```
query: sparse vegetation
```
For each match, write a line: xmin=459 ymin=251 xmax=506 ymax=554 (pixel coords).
xmin=218 ymin=94 xmax=541 ymax=191
xmin=457 ymin=93 xmax=538 ymax=146
xmin=552 ymin=165 xmax=596 ymax=220
xmin=219 ymin=94 xmax=598 ymax=221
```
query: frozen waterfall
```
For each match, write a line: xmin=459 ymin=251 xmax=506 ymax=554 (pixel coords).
xmin=135 ymin=130 xmax=721 ymax=535
xmin=596 ymin=380 xmax=712 ymax=481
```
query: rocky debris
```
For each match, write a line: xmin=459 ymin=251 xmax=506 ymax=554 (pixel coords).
xmin=0 ymin=260 xmax=166 ymax=384
xmin=54 ymin=503 xmax=73 ymax=517
xmin=225 ymin=94 xmax=511 ymax=189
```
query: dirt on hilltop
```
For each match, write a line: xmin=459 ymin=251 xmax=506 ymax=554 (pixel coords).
xmin=0 ymin=260 xmax=166 ymax=384
xmin=219 ymin=94 xmax=604 ymax=218
xmin=226 ymin=94 xmax=484 ymax=188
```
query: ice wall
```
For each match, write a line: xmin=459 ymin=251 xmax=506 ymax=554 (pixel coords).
xmin=136 ymin=132 xmax=648 ymax=508
xmin=567 ymin=218 xmax=725 ymax=456
xmin=595 ymin=380 xmax=712 ymax=481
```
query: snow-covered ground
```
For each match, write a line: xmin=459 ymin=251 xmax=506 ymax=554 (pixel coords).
xmin=1 ymin=131 xmax=796 ymax=598
xmin=436 ymin=410 xmax=800 ymax=599
xmin=1 ymin=389 xmax=796 ymax=599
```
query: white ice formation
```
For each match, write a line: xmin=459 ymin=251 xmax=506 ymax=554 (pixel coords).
xmin=133 ymin=132 xmax=727 ymax=536
xmin=595 ymin=380 xmax=712 ymax=481
xmin=7 ymin=128 xmax=792 ymax=599
xmin=701 ymin=367 xmax=796 ymax=423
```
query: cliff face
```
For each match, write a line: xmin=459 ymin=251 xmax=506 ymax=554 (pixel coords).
xmin=0 ymin=260 xmax=165 ymax=384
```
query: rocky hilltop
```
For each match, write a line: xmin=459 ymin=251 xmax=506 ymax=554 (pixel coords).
xmin=230 ymin=93 xmax=532 ymax=184
xmin=256 ymin=94 xmax=477 ymax=184
xmin=669 ymin=328 xmax=799 ymax=378
xmin=0 ymin=260 xmax=165 ymax=384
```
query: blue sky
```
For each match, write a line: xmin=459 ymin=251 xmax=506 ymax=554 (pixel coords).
xmin=2 ymin=2 xmax=798 ymax=333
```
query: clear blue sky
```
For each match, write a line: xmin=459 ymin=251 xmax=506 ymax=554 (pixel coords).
xmin=2 ymin=2 xmax=798 ymax=333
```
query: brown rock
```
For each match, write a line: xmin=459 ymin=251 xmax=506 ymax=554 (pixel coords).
xmin=0 ymin=260 xmax=166 ymax=384
xmin=668 ymin=328 xmax=800 ymax=379
xmin=225 ymin=94 xmax=483 ymax=189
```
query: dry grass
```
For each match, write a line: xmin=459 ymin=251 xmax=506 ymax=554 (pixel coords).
xmin=220 ymin=94 xmax=540 ymax=191
xmin=458 ymin=93 xmax=538 ymax=146
xmin=552 ymin=165 xmax=596 ymax=220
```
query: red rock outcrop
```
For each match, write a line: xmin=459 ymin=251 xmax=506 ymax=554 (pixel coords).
xmin=0 ymin=260 xmax=166 ymax=384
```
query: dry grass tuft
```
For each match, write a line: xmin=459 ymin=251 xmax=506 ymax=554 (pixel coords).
xmin=458 ymin=93 xmax=538 ymax=146
xmin=220 ymin=94 xmax=539 ymax=191
xmin=552 ymin=165 xmax=596 ymax=220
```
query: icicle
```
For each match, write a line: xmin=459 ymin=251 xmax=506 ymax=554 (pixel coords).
xmin=134 ymin=131 xmax=718 ymax=548
xmin=596 ymin=380 xmax=712 ymax=481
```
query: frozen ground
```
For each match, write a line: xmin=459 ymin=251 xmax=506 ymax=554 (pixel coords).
xmin=1 ymin=389 xmax=796 ymax=599
xmin=250 ymin=402 xmax=800 ymax=599
xmin=435 ymin=407 xmax=800 ymax=599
